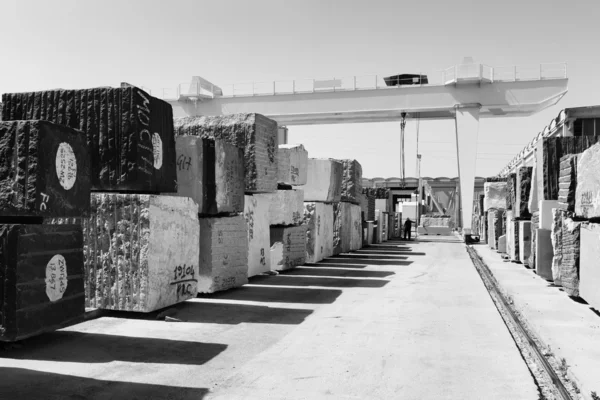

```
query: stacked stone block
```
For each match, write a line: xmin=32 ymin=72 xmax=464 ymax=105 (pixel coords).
xmin=74 ymin=194 xmax=200 ymax=309
xmin=557 ymin=154 xmax=579 ymax=213
xmin=303 ymin=202 xmax=334 ymax=263
xmin=575 ymin=142 xmax=600 ymax=219
xmin=174 ymin=113 xmax=278 ymax=193
xmin=2 ymin=86 xmax=177 ymax=192
xmin=506 ymin=173 xmax=517 ymax=211
xmin=551 ymin=210 xmax=582 ymax=297
xmin=515 ymin=167 xmax=532 ymax=218
xmin=270 ymin=225 xmax=306 ymax=271
xmin=529 ymin=211 xmax=539 ymax=269
xmin=0 ymin=120 xmax=91 ymax=341
xmin=277 ymin=144 xmax=308 ymax=186
xmin=579 ymin=224 xmax=600 ymax=311
xmin=199 ymin=215 xmax=248 ymax=292
xmin=173 ymin=135 xmax=244 ymax=215
xmin=519 ymin=221 xmax=532 ymax=267
xmin=338 ymin=159 xmax=363 ymax=204
xmin=244 ymin=194 xmax=271 ymax=277
xmin=301 ymin=159 xmax=342 ymax=202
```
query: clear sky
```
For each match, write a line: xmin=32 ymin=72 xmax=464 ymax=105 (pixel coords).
xmin=2 ymin=0 xmax=599 ymax=179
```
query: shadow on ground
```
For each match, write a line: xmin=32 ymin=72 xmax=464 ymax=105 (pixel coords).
xmin=305 ymin=261 xmax=368 ymax=268
xmin=104 ymin=302 xmax=313 ymax=326
xmin=333 ymin=254 xmax=408 ymax=260
xmin=2 ymin=331 xmax=227 ymax=365
xmin=319 ymin=258 xmax=413 ymax=266
xmin=354 ymin=250 xmax=427 ymax=256
xmin=0 ymin=367 xmax=209 ymax=400
xmin=250 ymin=275 xmax=390 ymax=288
xmin=280 ymin=267 xmax=395 ymax=279
xmin=203 ymin=285 xmax=343 ymax=304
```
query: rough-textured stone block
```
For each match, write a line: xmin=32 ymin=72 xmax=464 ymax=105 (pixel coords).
xmin=558 ymin=216 xmax=582 ymax=296
xmin=338 ymin=159 xmax=363 ymax=204
xmin=536 ymin=228 xmax=554 ymax=281
xmin=303 ymin=202 xmax=334 ymax=263
xmin=487 ymin=208 xmax=505 ymax=250
xmin=498 ymin=235 xmax=507 ymax=253
xmin=528 ymin=157 xmax=539 ymax=213
xmin=420 ymin=216 xmax=451 ymax=227
xmin=265 ymin=189 xmax=304 ymax=226
xmin=540 ymin=200 xmax=559 ymax=230
xmin=366 ymin=192 xmax=376 ymax=220
xmin=374 ymin=210 xmax=386 ymax=244
xmin=381 ymin=212 xmax=389 ymax=242
xmin=277 ymin=144 xmax=308 ymax=186
xmin=174 ymin=114 xmax=278 ymax=193
xmin=551 ymin=208 xmax=564 ymax=284
xmin=83 ymin=194 xmax=199 ymax=311
xmin=0 ymin=224 xmax=84 ymax=342
xmin=579 ymin=224 xmax=600 ymax=311
xmin=481 ymin=213 xmax=488 ymax=243
xmin=519 ymin=221 xmax=532 ymax=266
xmin=506 ymin=211 xmax=514 ymax=256
xmin=417 ymin=226 xmax=452 ymax=235
xmin=244 ymin=195 xmax=270 ymax=277
xmin=506 ymin=173 xmax=517 ymax=211
xmin=557 ymin=154 xmax=579 ymax=213
xmin=387 ymin=213 xmax=394 ymax=240
xmin=542 ymin=136 xmax=600 ymax=200
xmin=516 ymin=167 xmax=532 ymax=218
xmin=270 ymin=225 xmax=306 ymax=271
xmin=511 ymin=221 xmax=520 ymax=262
xmin=333 ymin=203 xmax=343 ymax=254
xmin=0 ymin=121 xmax=91 ymax=218
xmin=199 ymin=215 xmax=248 ymax=293
xmin=348 ymin=203 xmax=363 ymax=251
xmin=575 ymin=142 xmax=600 ymax=218
xmin=173 ymin=136 xmax=244 ymax=215
xmin=529 ymin=212 xmax=540 ymax=268
xmin=2 ymin=87 xmax=177 ymax=192
xmin=301 ymin=159 xmax=343 ymax=202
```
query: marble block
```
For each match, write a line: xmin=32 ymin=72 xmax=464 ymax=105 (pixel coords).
xmin=84 ymin=194 xmax=200 ymax=311
xmin=0 ymin=120 xmax=91 ymax=218
xmin=551 ymin=208 xmax=564 ymax=284
xmin=0 ymin=224 xmax=84 ymax=342
xmin=387 ymin=213 xmax=394 ymax=240
xmin=270 ymin=225 xmax=306 ymax=271
xmin=505 ymin=211 xmax=514 ymax=257
xmin=244 ymin=195 xmax=270 ymax=277
xmin=199 ymin=215 xmax=248 ymax=293
xmin=536 ymin=229 xmax=554 ymax=281
xmin=519 ymin=221 xmax=532 ymax=266
xmin=174 ymin=136 xmax=244 ymax=215
xmin=174 ymin=113 xmax=278 ymax=193
xmin=483 ymin=182 xmax=507 ymax=211
xmin=301 ymin=158 xmax=343 ymax=202
xmin=348 ymin=203 xmax=363 ymax=251
xmin=575 ymin=142 xmax=600 ymax=218
xmin=498 ymin=235 xmax=507 ymax=253
xmin=2 ymin=87 xmax=178 ymax=192
xmin=381 ymin=212 xmax=389 ymax=242
xmin=333 ymin=203 xmax=343 ymax=254
xmin=303 ymin=202 xmax=334 ymax=263
xmin=528 ymin=157 xmax=539 ymax=213
xmin=580 ymin=224 xmax=600 ymax=310
xmin=540 ymin=200 xmax=559 ymax=230
xmin=266 ymin=189 xmax=304 ymax=226
xmin=420 ymin=216 xmax=451 ymax=227
xmin=417 ymin=226 xmax=452 ymax=235
xmin=338 ymin=159 xmax=363 ymax=204
xmin=277 ymin=144 xmax=308 ymax=186
xmin=516 ymin=167 xmax=532 ymax=218
xmin=557 ymin=216 xmax=582 ymax=296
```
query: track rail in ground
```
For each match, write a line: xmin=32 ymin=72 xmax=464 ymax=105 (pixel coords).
xmin=466 ymin=245 xmax=573 ymax=400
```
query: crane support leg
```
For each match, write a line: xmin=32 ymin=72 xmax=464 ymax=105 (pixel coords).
xmin=454 ymin=105 xmax=481 ymax=238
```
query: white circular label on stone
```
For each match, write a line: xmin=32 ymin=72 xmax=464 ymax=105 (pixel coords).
xmin=152 ymin=132 xmax=163 ymax=169
xmin=56 ymin=142 xmax=77 ymax=190
xmin=45 ymin=254 xmax=68 ymax=302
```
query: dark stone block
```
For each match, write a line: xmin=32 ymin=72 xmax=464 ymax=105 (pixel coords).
xmin=557 ymin=154 xmax=578 ymax=212
xmin=338 ymin=159 xmax=362 ymax=204
xmin=0 ymin=121 xmax=91 ymax=219
xmin=542 ymin=136 xmax=599 ymax=200
xmin=516 ymin=167 xmax=532 ymax=218
xmin=0 ymin=224 xmax=85 ymax=342
xmin=485 ymin=176 xmax=508 ymax=182
xmin=362 ymin=187 xmax=389 ymax=200
xmin=506 ymin=173 xmax=517 ymax=210
xmin=2 ymin=87 xmax=176 ymax=193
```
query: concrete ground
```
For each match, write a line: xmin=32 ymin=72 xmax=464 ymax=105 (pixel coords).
xmin=0 ymin=237 xmax=538 ymax=400
xmin=475 ymin=244 xmax=600 ymax=399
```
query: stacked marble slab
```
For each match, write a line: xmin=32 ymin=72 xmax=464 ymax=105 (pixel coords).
xmin=0 ymin=120 xmax=91 ymax=341
xmin=268 ymin=144 xmax=307 ymax=270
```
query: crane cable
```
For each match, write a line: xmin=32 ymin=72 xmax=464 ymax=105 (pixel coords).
xmin=400 ymin=112 xmax=407 ymax=188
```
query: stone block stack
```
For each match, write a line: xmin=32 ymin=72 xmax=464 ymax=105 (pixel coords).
xmin=362 ymin=188 xmax=383 ymax=244
xmin=0 ymin=120 xmax=91 ymax=341
xmin=528 ymin=211 xmax=539 ymax=269
xmin=557 ymin=154 xmax=579 ymax=213
xmin=417 ymin=215 xmax=452 ymax=235
xmin=3 ymin=86 xmax=207 ymax=310
xmin=175 ymin=113 xmax=279 ymax=286
xmin=265 ymin=144 xmax=308 ymax=270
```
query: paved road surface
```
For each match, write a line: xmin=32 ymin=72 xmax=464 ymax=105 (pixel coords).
xmin=0 ymin=236 xmax=538 ymax=400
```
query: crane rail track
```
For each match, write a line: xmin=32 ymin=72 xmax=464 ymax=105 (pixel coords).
xmin=466 ymin=245 xmax=573 ymax=400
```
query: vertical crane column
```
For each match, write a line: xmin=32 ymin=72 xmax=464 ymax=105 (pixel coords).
xmin=454 ymin=105 xmax=481 ymax=237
